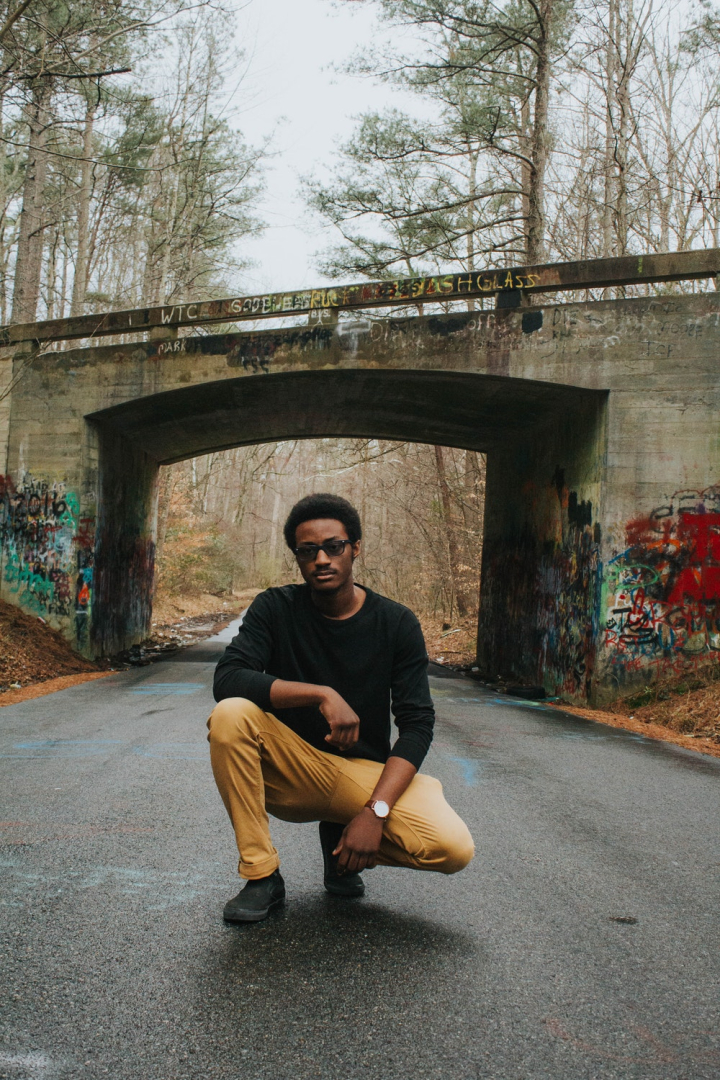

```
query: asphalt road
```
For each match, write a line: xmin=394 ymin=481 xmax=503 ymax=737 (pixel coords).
xmin=1 ymin=622 xmax=719 ymax=1080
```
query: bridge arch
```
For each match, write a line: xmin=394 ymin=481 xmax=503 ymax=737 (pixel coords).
xmin=3 ymin=288 xmax=720 ymax=703
xmin=88 ymin=365 xmax=607 ymax=698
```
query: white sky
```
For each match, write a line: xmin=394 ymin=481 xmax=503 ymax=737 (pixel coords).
xmin=230 ymin=0 xmax=410 ymax=294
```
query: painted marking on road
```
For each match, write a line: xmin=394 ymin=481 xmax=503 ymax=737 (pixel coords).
xmin=432 ymin=691 xmax=555 ymax=712
xmin=0 ymin=739 xmax=121 ymax=759
xmin=448 ymin=755 xmax=480 ymax=786
xmin=507 ymin=698 xmax=553 ymax=710
xmin=0 ymin=738 xmax=207 ymax=760
xmin=0 ymin=1051 xmax=53 ymax=1076
xmin=0 ymin=856 xmax=215 ymax=910
xmin=0 ymin=823 xmax=155 ymax=846
xmin=129 ymin=682 xmax=206 ymax=695
xmin=132 ymin=742 xmax=207 ymax=759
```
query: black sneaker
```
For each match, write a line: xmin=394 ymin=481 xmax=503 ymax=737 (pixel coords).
xmin=223 ymin=869 xmax=286 ymax=923
xmin=319 ymin=821 xmax=365 ymax=898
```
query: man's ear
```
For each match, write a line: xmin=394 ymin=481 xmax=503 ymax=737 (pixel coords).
xmin=351 ymin=540 xmax=361 ymax=560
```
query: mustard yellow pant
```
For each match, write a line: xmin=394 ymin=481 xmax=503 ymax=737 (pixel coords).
xmin=207 ymin=697 xmax=474 ymax=880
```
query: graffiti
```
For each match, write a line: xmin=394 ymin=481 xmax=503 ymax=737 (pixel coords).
xmin=308 ymin=307 xmax=338 ymax=327
xmin=74 ymin=515 xmax=95 ymax=645
xmin=149 ymin=310 xmax=512 ymax=368
xmin=534 ymin=471 xmax=603 ymax=697
xmin=642 ymin=339 xmax=675 ymax=358
xmin=478 ymin=469 xmax=602 ymax=699
xmin=0 ymin=474 xmax=94 ymax=644
xmin=365 ymin=311 xmax=501 ymax=355
xmin=155 ymin=270 xmax=542 ymax=329
xmin=336 ymin=319 xmax=372 ymax=353
xmin=156 ymin=339 xmax=187 ymax=355
xmin=149 ymin=326 xmax=337 ymax=371
xmin=605 ymin=487 xmax=720 ymax=672
xmin=225 ymin=326 xmax=334 ymax=372
xmin=522 ymin=310 xmax=543 ymax=334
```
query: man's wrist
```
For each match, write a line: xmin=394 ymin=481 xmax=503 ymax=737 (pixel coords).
xmin=317 ymin=685 xmax=338 ymax=706
xmin=271 ymin=680 xmax=340 ymax=710
xmin=361 ymin=805 xmax=390 ymax=826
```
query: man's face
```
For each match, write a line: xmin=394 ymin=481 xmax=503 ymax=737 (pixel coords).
xmin=294 ymin=518 xmax=360 ymax=594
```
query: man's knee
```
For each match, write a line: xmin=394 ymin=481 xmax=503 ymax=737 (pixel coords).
xmin=207 ymin=697 xmax=263 ymax=745
xmin=434 ymin=821 xmax=475 ymax=875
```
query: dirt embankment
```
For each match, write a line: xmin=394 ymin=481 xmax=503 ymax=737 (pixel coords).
xmin=559 ymin=668 xmax=720 ymax=760
xmin=151 ymin=590 xmax=252 ymax=627
xmin=0 ymin=593 xmax=252 ymax=708
xmin=420 ymin=615 xmax=478 ymax=669
xmin=0 ymin=599 xmax=100 ymax=691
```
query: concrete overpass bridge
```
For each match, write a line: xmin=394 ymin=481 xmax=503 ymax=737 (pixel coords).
xmin=1 ymin=250 xmax=719 ymax=704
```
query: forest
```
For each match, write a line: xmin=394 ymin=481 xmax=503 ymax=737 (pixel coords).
xmin=1 ymin=0 xmax=718 ymax=655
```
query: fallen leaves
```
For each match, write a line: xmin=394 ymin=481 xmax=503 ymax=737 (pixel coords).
xmin=0 ymin=599 xmax=98 ymax=693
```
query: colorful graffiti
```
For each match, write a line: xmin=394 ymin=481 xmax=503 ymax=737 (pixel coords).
xmin=605 ymin=487 xmax=720 ymax=676
xmin=533 ymin=471 xmax=602 ymax=697
xmin=477 ymin=469 xmax=602 ymax=699
xmin=0 ymin=474 xmax=94 ymax=645
xmin=154 ymin=268 xmax=543 ymax=328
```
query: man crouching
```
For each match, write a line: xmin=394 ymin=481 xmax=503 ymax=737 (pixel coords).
xmin=208 ymin=492 xmax=474 ymax=922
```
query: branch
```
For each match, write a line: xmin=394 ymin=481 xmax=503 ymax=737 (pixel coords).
xmin=17 ymin=67 xmax=131 ymax=80
xmin=0 ymin=0 xmax=34 ymax=44
xmin=0 ymin=134 xmax=206 ymax=175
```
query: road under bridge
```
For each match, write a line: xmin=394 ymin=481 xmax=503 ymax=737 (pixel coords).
xmin=1 ymin=250 xmax=719 ymax=703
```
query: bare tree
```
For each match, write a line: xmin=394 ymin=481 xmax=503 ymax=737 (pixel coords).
xmin=155 ymin=439 xmax=486 ymax=629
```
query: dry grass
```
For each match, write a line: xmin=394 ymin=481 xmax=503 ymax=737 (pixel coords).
xmin=625 ymin=683 xmax=720 ymax=739
xmin=559 ymin=662 xmax=720 ymax=759
xmin=557 ymin=701 xmax=720 ymax=759
xmin=608 ymin=664 xmax=720 ymax=741
xmin=151 ymin=588 xmax=260 ymax=628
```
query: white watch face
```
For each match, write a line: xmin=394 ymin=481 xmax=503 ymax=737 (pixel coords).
xmin=373 ymin=800 xmax=390 ymax=819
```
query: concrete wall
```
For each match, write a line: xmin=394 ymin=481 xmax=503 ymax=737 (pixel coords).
xmin=477 ymin=396 xmax=607 ymax=699
xmin=2 ymin=291 xmax=719 ymax=702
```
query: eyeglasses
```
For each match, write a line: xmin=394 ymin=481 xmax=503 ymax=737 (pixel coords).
xmin=293 ymin=540 xmax=353 ymax=562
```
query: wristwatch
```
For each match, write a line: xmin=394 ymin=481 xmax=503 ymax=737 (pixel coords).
xmin=365 ymin=798 xmax=390 ymax=819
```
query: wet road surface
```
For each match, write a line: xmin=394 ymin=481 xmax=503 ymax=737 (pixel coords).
xmin=1 ymin=623 xmax=719 ymax=1080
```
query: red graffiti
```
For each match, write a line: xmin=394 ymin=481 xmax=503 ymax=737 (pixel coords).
xmin=607 ymin=490 xmax=720 ymax=667
xmin=667 ymin=512 xmax=720 ymax=604
xmin=76 ymin=516 xmax=95 ymax=551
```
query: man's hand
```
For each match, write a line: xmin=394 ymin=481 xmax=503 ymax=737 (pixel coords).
xmin=332 ymin=756 xmax=418 ymax=873
xmin=319 ymin=688 xmax=360 ymax=751
xmin=269 ymin=680 xmax=359 ymax=751
xmin=333 ymin=809 xmax=384 ymax=873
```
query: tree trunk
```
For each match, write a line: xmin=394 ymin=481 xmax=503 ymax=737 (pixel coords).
xmin=517 ymin=46 xmax=533 ymax=262
xmin=614 ymin=0 xmax=630 ymax=256
xmin=70 ymin=100 xmax=96 ymax=316
xmin=44 ymin=229 xmax=58 ymax=319
xmin=520 ymin=90 xmax=532 ymax=262
xmin=0 ymin=86 xmax=7 ymax=324
xmin=269 ymin=486 xmax=281 ymax=555
xmin=465 ymin=146 xmax=478 ymax=310
xmin=434 ymin=445 xmax=469 ymax=618
xmin=59 ymin=237 xmax=69 ymax=320
xmin=11 ymin=80 xmax=52 ymax=324
xmin=603 ymin=0 xmax=618 ymax=256
xmin=154 ymin=467 xmax=174 ymax=566
xmin=526 ymin=0 xmax=554 ymax=264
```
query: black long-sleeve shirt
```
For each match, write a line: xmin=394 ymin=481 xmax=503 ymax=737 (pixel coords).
xmin=213 ymin=584 xmax=434 ymax=769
